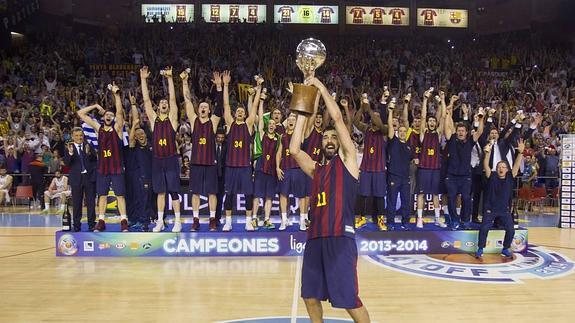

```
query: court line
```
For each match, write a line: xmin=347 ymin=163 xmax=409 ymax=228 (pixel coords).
xmin=0 ymin=246 xmax=55 ymax=259
xmin=537 ymin=244 xmax=575 ymax=250
xmin=0 ymin=235 xmax=55 ymax=237
xmin=291 ymin=256 xmax=303 ymax=323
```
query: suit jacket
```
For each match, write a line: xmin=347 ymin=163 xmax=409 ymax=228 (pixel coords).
xmin=63 ymin=142 xmax=97 ymax=186
xmin=215 ymin=142 xmax=227 ymax=178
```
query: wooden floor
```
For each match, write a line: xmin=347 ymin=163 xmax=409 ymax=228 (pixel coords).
xmin=0 ymin=227 xmax=574 ymax=323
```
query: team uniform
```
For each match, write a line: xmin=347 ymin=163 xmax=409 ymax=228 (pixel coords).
xmin=304 ymin=127 xmax=323 ymax=194
xmin=420 ymin=9 xmax=437 ymax=26
xmin=254 ymin=135 xmax=279 ymax=199
xmin=278 ymin=6 xmax=295 ymax=23
xmin=350 ymin=7 xmax=366 ymax=24
xmin=318 ymin=7 xmax=334 ymax=24
xmin=279 ymin=131 xmax=309 ymax=198
xmin=210 ymin=4 xmax=221 ymax=22
xmin=370 ymin=8 xmax=385 ymax=25
xmin=301 ymin=155 xmax=363 ymax=309
xmin=44 ymin=176 xmax=71 ymax=200
xmin=248 ymin=5 xmax=258 ymax=23
xmin=389 ymin=8 xmax=406 ymax=25
xmin=225 ymin=122 xmax=253 ymax=195
xmin=190 ymin=118 xmax=218 ymax=196
xmin=96 ymin=127 xmax=125 ymax=196
xmin=359 ymin=128 xmax=387 ymax=198
xmin=386 ymin=137 xmax=414 ymax=227
xmin=417 ymin=131 xmax=442 ymax=194
xmin=229 ymin=5 xmax=240 ymax=23
xmin=151 ymin=117 xmax=180 ymax=196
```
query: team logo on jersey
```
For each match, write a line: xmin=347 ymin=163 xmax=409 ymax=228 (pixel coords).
xmin=449 ymin=11 xmax=462 ymax=24
xmin=367 ymin=245 xmax=574 ymax=284
xmin=58 ymin=234 xmax=78 ymax=256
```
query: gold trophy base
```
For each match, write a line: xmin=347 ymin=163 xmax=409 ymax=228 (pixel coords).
xmin=289 ymin=83 xmax=318 ymax=116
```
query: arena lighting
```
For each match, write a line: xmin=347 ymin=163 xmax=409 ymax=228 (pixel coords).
xmin=447 ymin=39 xmax=451 ymax=43
xmin=11 ymin=32 xmax=23 ymax=36
xmin=451 ymin=45 xmax=455 ymax=49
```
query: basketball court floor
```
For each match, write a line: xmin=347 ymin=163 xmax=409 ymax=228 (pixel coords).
xmin=0 ymin=208 xmax=574 ymax=323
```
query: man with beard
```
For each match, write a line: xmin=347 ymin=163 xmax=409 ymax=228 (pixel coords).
xmin=141 ymin=66 xmax=183 ymax=232
xmin=415 ymin=90 xmax=451 ymax=228
xmin=222 ymin=72 xmax=260 ymax=232
xmin=476 ymin=138 xmax=525 ymax=259
xmin=42 ymin=169 xmax=70 ymax=213
xmin=444 ymin=105 xmax=485 ymax=230
xmin=289 ymin=76 xmax=370 ymax=323
xmin=181 ymin=69 xmax=222 ymax=231
xmin=77 ymin=83 xmax=127 ymax=232
xmin=353 ymin=94 xmax=387 ymax=231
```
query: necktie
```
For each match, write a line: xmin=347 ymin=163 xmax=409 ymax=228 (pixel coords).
xmin=78 ymin=144 xmax=86 ymax=172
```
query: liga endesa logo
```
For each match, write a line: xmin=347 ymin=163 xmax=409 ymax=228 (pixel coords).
xmin=367 ymin=245 xmax=574 ymax=284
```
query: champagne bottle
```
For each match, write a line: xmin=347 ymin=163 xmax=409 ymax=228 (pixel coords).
xmin=62 ymin=200 xmax=71 ymax=231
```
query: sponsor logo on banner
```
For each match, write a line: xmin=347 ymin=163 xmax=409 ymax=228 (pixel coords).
xmin=143 ymin=243 xmax=152 ymax=250
xmin=99 ymin=243 xmax=110 ymax=250
xmin=58 ymin=234 xmax=78 ymax=256
xmin=367 ymin=245 xmax=575 ymax=283
xmin=83 ymin=241 xmax=94 ymax=252
xmin=130 ymin=243 xmax=139 ymax=250
xmin=115 ymin=242 xmax=126 ymax=250
xmin=441 ymin=241 xmax=450 ymax=248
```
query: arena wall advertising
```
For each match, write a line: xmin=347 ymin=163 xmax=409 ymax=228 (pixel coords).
xmin=274 ymin=5 xmax=338 ymax=24
xmin=417 ymin=8 xmax=468 ymax=28
xmin=202 ymin=4 xmax=266 ymax=23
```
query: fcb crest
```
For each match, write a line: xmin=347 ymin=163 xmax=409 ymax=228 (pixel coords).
xmin=449 ymin=11 xmax=462 ymax=24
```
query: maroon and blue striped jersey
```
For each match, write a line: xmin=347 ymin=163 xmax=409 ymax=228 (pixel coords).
xmin=360 ymin=128 xmax=386 ymax=172
xmin=259 ymin=134 xmax=278 ymax=175
xmin=275 ymin=124 xmax=285 ymax=135
xmin=191 ymin=118 xmax=216 ymax=166
xmin=308 ymin=154 xmax=358 ymax=240
xmin=226 ymin=122 xmax=252 ymax=167
xmin=98 ymin=127 xmax=123 ymax=175
xmin=304 ymin=127 xmax=323 ymax=162
xmin=280 ymin=131 xmax=299 ymax=169
xmin=407 ymin=128 xmax=421 ymax=160
xmin=419 ymin=130 xmax=441 ymax=170
xmin=152 ymin=117 xmax=177 ymax=158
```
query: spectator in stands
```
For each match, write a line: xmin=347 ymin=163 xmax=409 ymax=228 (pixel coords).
xmin=28 ymin=154 xmax=47 ymax=208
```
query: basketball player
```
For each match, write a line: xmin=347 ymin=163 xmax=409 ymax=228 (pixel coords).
xmin=290 ymin=76 xmax=370 ymax=323
xmin=253 ymin=91 xmax=280 ymax=229
xmin=181 ymin=69 xmax=222 ymax=231
xmin=222 ymin=72 xmax=260 ymax=231
xmin=444 ymin=105 xmax=484 ymax=230
xmin=42 ymin=169 xmax=70 ymax=212
xmin=386 ymin=99 xmax=414 ymax=230
xmin=476 ymin=139 xmax=524 ymax=259
xmin=77 ymin=84 xmax=127 ymax=232
xmin=415 ymin=90 xmax=449 ymax=228
xmin=0 ymin=165 xmax=13 ymax=205
xmin=141 ymin=66 xmax=182 ymax=232
xmin=353 ymin=94 xmax=387 ymax=231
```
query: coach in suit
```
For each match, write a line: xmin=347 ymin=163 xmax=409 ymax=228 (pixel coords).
xmin=215 ymin=128 xmax=227 ymax=225
xmin=63 ymin=127 xmax=97 ymax=232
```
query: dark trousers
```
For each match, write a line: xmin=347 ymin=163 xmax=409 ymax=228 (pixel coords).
xmin=71 ymin=174 xmax=96 ymax=231
xmin=446 ymin=175 xmax=472 ymax=224
xmin=31 ymin=181 xmax=44 ymax=202
xmin=387 ymin=174 xmax=411 ymax=225
xmin=471 ymin=173 xmax=484 ymax=222
xmin=478 ymin=211 xmax=515 ymax=249
xmin=127 ymin=176 xmax=155 ymax=225
xmin=215 ymin=175 xmax=225 ymax=222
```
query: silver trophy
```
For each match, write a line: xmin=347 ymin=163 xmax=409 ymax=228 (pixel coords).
xmin=290 ymin=38 xmax=327 ymax=115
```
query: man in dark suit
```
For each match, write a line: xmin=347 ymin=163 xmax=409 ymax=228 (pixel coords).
xmin=63 ymin=127 xmax=97 ymax=232
xmin=215 ymin=127 xmax=227 ymax=225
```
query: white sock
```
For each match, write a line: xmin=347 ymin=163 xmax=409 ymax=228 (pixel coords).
xmin=209 ymin=211 xmax=215 ymax=219
xmin=98 ymin=214 xmax=105 ymax=220
xmin=193 ymin=210 xmax=199 ymax=219
xmin=120 ymin=214 xmax=127 ymax=221
xmin=157 ymin=212 xmax=164 ymax=222
xmin=301 ymin=213 xmax=308 ymax=222
xmin=442 ymin=205 xmax=448 ymax=214
xmin=45 ymin=202 xmax=50 ymax=209
xmin=456 ymin=207 xmax=461 ymax=215
xmin=246 ymin=215 xmax=252 ymax=222
xmin=417 ymin=209 xmax=423 ymax=219
xmin=281 ymin=212 xmax=287 ymax=221
xmin=59 ymin=204 xmax=65 ymax=211
xmin=174 ymin=212 xmax=181 ymax=222
xmin=434 ymin=208 xmax=440 ymax=218
xmin=226 ymin=215 xmax=232 ymax=224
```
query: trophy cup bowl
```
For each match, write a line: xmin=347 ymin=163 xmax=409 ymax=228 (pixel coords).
xmin=289 ymin=38 xmax=327 ymax=115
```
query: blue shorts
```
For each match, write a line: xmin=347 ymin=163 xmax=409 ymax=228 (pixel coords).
xmin=439 ymin=165 xmax=448 ymax=194
xmin=301 ymin=237 xmax=363 ymax=309
xmin=152 ymin=156 xmax=180 ymax=194
xmin=416 ymin=168 xmax=441 ymax=195
xmin=254 ymin=171 xmax=278 ymax=198
xmin=225 ymin=167 xmax=253 ymax=195
xmin=96 ymin=174 xmax=126 ymax=196
xmin=359 ymin=171 xmax=387 ymax=197
xmin=190 ymin=164 xmax=218 ymax=195
xmin=279 ymin=168 xmax=310 ymax=198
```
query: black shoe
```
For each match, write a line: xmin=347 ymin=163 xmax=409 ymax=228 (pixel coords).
xmin=73 ymin=227 xmax=81 ymax=232
xmin=472 ymin=219 xmax=482 ymax=224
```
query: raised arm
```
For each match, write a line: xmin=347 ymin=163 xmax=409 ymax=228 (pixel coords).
xmin=246 ymin=76 xmax=263 ymax=132
xmin=362 ymin=95 xmax=384 ymax=131
xmin=111 ymin=82 xmax=124 ymax=137
xmin=164 ymin=67 xmax=179 ymax=130
xmin=290 ymin=114 xmax=316 ymax=178
xmin=77 ymin=104 xmax=104 ymax=132
xmin=472 ymin=109 xmax=485 ymax=143
xmin=128 ymin=97 xmax=139 ymax=148
xmin=222 ymin=71 xmax=234 ymax=129
xmin=140 ymin=66 xmax=156 ymax=130
xmin=257 ymin=91 xmax=266 ymax=140
xmin=421 ymin=89 xmax=432 ymax=142
xmin=276 ymin=139 xmax=285 ymax=181
xmin=353 ymin=106 xmax=368 ymax=133
xmin=304 ymin=91 xmax=322 ymax=138
xmin=483 ymin=141 xmax=493 ymax=178
xmin=444 ymin=106 xmax=454 ymax=141
xmin=180 ymin=69 xmax=196 ymax=131
xmin=402 ymin=93 xmax=411 ymax=128
xmin=307 ymin=77 xmax=358 ymax=176
xmin=512 ymin=138 xmax=525 ymax=178
xmin=387 ymin=101 xmax=396 ymax=139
